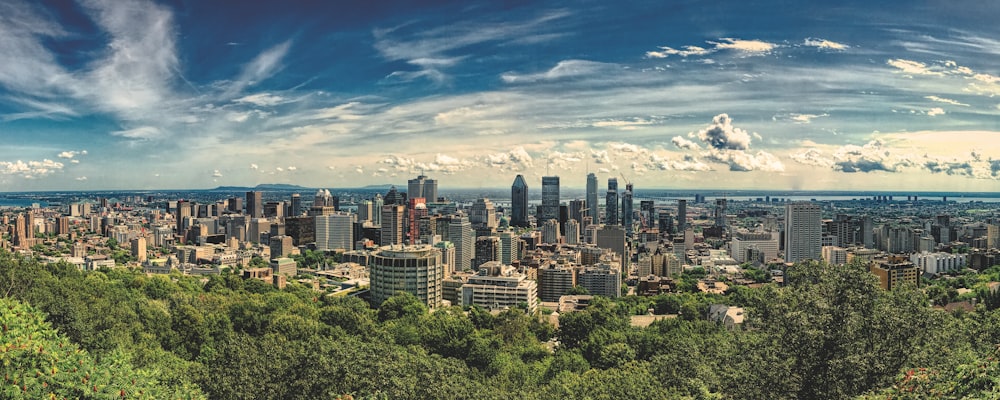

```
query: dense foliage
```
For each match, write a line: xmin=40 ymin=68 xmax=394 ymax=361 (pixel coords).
xmin=2 ymin=249 xmax=1000 ymax=399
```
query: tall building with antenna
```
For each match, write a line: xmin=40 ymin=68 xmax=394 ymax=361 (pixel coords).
xmin=586 ymin=173 xmax=598 ymax=224
xmin=511 ymin=175 xmax=529 ymax=227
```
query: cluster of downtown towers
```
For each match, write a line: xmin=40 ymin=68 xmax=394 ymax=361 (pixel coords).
xmin=510 ymin=173 xmax=642 ymax=234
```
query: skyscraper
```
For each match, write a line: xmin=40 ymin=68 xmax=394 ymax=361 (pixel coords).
xmin=449 ymin=216 xmax=474 ymax=271
xmin=380 ymin=204 xmax=405 ymax=246
xmin=677 ymin=199 xmax=687 ymax=233
xmin=408 ymin=175 xmax=438 ymax=203
xmin=246 ymin=191 xmax=262 ymax=218
xmin=586 ymin=173 xmax=599 ymax=224
xmin=622 ymin=183 xmax=634 ymax=235
xmin=714 ymin=198 xmax=727 ymax=228
xmin=541 ymin=176 xmax=560 ymax=222
xmin=605 ymin=178 xmax=619 ymax=225
xmin=511 ymin=175 xmax=529 ymax=227
xmin=372 ymin=194 xmax=384 ymax=226
xmin=784 ymin=202 xmax=822 ymax=263
xmin=290 ymin=193 xmax=302 ymax=217
xmin=470 ymin=198 xmax=497 ymax=229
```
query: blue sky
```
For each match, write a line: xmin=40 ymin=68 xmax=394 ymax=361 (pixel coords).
xmin=1 ymin=0 xmax=999 ymax=191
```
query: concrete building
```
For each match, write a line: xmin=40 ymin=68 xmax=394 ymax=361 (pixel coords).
xmin=911 ymin=252 xmax=967 ymax=274
xmin=869 ymin=257 xmax=919 ymax=290
xmin=460 ymin=262 xmax=538 ymax=313
xmin=541 ymin=219 xmax=561 ymax=244
xmin=605 ymin=178 xmax=618 ymax=225
xmin=586 ymin=173 xmax=599 ymax=224
xmin=448 ymin=216 xmax=474 ymax=271
xmin=130 ymin=236 xmax=147 ymax=263
xmin=380 ymin=205 xmax=405 ymax=246
xmin=596 ymin=224 xmax=627 ymax=272
xmin=246 ymin=191 xmax=262 ymax=219
xmin=408 ymin=174 xmax=438 ymax=203
xmin=578 ymin=262 xmax=621 ymax=298
xmin=784 ymin=202 xmax=822 ymax=263
xmin=499 ymin=231 xmax=521 ymax=265
xmin=822 ymin=246 xmax=848 ymax=266
xmin=565 ymin=219 xmax=580 ymax=245
xmin=316 ymin=213 xmax=355 ymax=251
xmin=369 ymin=244 xmax=445 ymax=307
xmin=730 ymin=230 xmax=779 ymax=263
xmin=271 ymin=257 xmax=298 ymax=277
xmin=474 ymin=236 xmax=500 ymax=270
xmin=470 ymin=198 xmax=497 ymax=229
xmin=537 ymin=261 xmax=577 ymax=302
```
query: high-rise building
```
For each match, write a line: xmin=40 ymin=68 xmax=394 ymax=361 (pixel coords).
xmin=290 ymin=194 xmax=302 ymax=217
xmin=380 ymin=205 xmax=405 ymax=246
xmin=605 ymin=178 xmax=618 ymax=225
xmin=130 ymin=237 xmax=147 ymax=263
xmin=510 ymin=175 xmax=529 ymax=228
xmin=578 ymin=263 xmax=621 ymax=298
xmin=586 ymin=173 xmax=599 ymax=224
xmin=565 ymin=219 xmax=580 ymax=245
xmin=499 ymin=231 xmax=521 ymax=265
xmin=676 ymin=200 xmax=687 ymax=233
xmin=369 ymin=244 xmax=445 ymax=307
xmin=434 ymin=241 xmax=456 ymax=276
xmin=537 ymin=261 xmax=577 ymax=302
xmin=407 ymin=198 xmax=428 ymax=244
xmin=357 ymin=200 xmax=373 ymax=223
xmin=470 ymin=198 xmax=497 ymax=229
xmin=784 ymin=202 xmax=822 ymax=263
xmin=372 ymin=194 xmax=384 ymax=226
xmin=246 ymin=191 xmax=263 ymax=218
xmin=449 ymin=216 xmax=474 ymax=271
xmin=541 ymin=176 xmax=560 ymax=222
xmin=541 ymin=219 xmax=561 ymax=244
xmin=714 ymin=198 xmax=727 ymax=228
xmin=640 ymin=200 xmax=655 ymax=230
xmin=596 ymin=224 xmax=627 ymax=272
xmin=408 ymin=175 xmax=438 ymax=203
xmin=569 ymin=199 xmax=586 ymax=227
xmin=622 ymin=183 xmax=634 ymax=235
xmin=316 ymin=213 xmax=355 ymax=251
xmin=474 ymin=236 xmax=500 ymax=270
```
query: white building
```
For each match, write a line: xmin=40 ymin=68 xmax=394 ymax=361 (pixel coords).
xmin=460 ymin=262 xmax=538 ymax=313
xmin=316 ymin=212 xmax=355 ymax=251
xmin=784 ymin=202 xmax=822 ymax=263
xmin=822 ymin=246 xmax=848 ymax=266
xmin=911 ymin=252 xmax=966 ymax=274
xmin=730 ymin=230 xmax=779 ymax=263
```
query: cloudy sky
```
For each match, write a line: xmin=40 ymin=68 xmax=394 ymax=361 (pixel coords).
xmin=2 ymin=0 xmax=999 ymax=192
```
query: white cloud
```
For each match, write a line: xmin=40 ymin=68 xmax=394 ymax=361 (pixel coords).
xmin=925 ymin=95 xmax=969 ymax=106
xmin=226 ymin=112 xmax=251 ymax=123
xmin=927 ymin=107 xmax=945 ymax=116
xmin=287 ymin=166 xmax=297 ymax=171
xmin=787 ymin=113 xmax=829 ymax=124
xmin=790 ymin=148 xmax=835 ymax=168
xmin=57 ymin=150 xmax=82 ymax=159
xmin=234 ymin=93 xmax=285 ymax=107
xmin=645 ymin=45 xmax=712 ymax=58
xmin=671 ymin=136 xmax=701 ymax=150
xmin=886 ymin=59 xmax=943 ymax=76
xmin=501 ymin=60 xmax=614 ymax=83
xmin=212 ymin=169 xmax=222 ymax=177
xmin=694 ymin=114 xmax=753 ymax=150
xmin=75 ymin=176 xmax=87 ymax=181
xmin=250 ymin=163 xmax=259 ymax=170
xmin=111 ymin=126 xmax=162 ymax=140
xmin=803 ymin=38 xmax=847 ymax=50
xmin=0 ymin=159 xmax=64 ymax=178
xmin=710 ymin=38 xmax=776 ymax=54
xmin=703 ymin=148 xmax=785 ymax=172
xmin=70 ymin=160 xmax=79 ymax=164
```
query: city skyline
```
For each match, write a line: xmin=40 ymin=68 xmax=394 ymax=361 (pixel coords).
xmin=1 ymin=1 xmax=999 ymax=192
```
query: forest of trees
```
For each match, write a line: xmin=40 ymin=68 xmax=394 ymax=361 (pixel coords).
xmin=2 ymin=248 xmax=1000 ymax=399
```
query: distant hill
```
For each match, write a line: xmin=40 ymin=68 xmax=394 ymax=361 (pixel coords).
xmin=211 ymin=183 xmax=314 ymax=191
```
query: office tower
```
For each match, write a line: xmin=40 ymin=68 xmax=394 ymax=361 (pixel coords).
xmin=470 ymin=198 xmax=497 ymax=229
xmin=284 ymin=216 xmax=314 ymax=246
xmin=408 ymin=174 xmax=438 ymax=203
xmin=357 ymin=200 xmax=373 ymax=223
xmin=511 ymin=175 xmax=529 ymax=228
xmin=316 ymin=212 xmax=355 ymax=251
xmin=542 ymin=219 xmax=561 ymax=244
xmin=586 ymin=173 xmax=599 ymax=224
xmin=290 ymin=194 xmax=302 ymax=217
xmin=606 ymin=178 xmax=619 ymax=225
xmin=384 ymin=185 xmax=405 ymax=206
xmin=730 ymin=230 xmax=779 ymax=263
xmin=677 ymin=200 xmax=687 ymax=233
xmin=369 ymin=244 xmax=444 ymax=307
xmin=640 ymin=200 xmax=655 ymax=229
xmin=372 ymin=194 xmax=384 ymax=226
xmin=578 ymin=263 xmax=621 ymax=298
xmin=227 ymin=197 xmax=242 ymax=213
xmin=57 ymin=216 xmax=70 ymax=235
xmin=499 ymin=231 xmax=522 ymax=265
xmin=246 ymin=191 xmax=263 ymax=218
xmin=408 ymin=198 xmax=427 ymax=244
xmin=565 ymin=219 xmax=580 ymax=245
xmin=434 ymin=241 xmax=456 ymax=276
xmin=658 ymin=211 xmax=673 ymax=234
xmin=474 ymin=236 xmax=501 ymax=270
xmin=176 ymin=201 xmax=191 ymax=237
xmin=714 ymin=198 xmax=727 ymax=228
xmin=622 ymin=183 xmax=634 ymax=234
xmin=418 ymin=215 xmax=439 ymax=244
xmin=248 ymin=218 xmax=270 ymax=244
xmin=269 ymin=235 xmax=295 ymax=259
xmin=380 ymin=205 xmax=405 ymax=246
xmin=541 ymin=176 xmax=560 ymax=221
xmin=596 ymin=224 xmax=627 ymax=272
xmin=449 ymin=216 xmax=474 ymax=271
xmin=569 ymin=199 xmax=586 ymax=227
xmin=784 ymin=202 xmax=822 ymax=263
